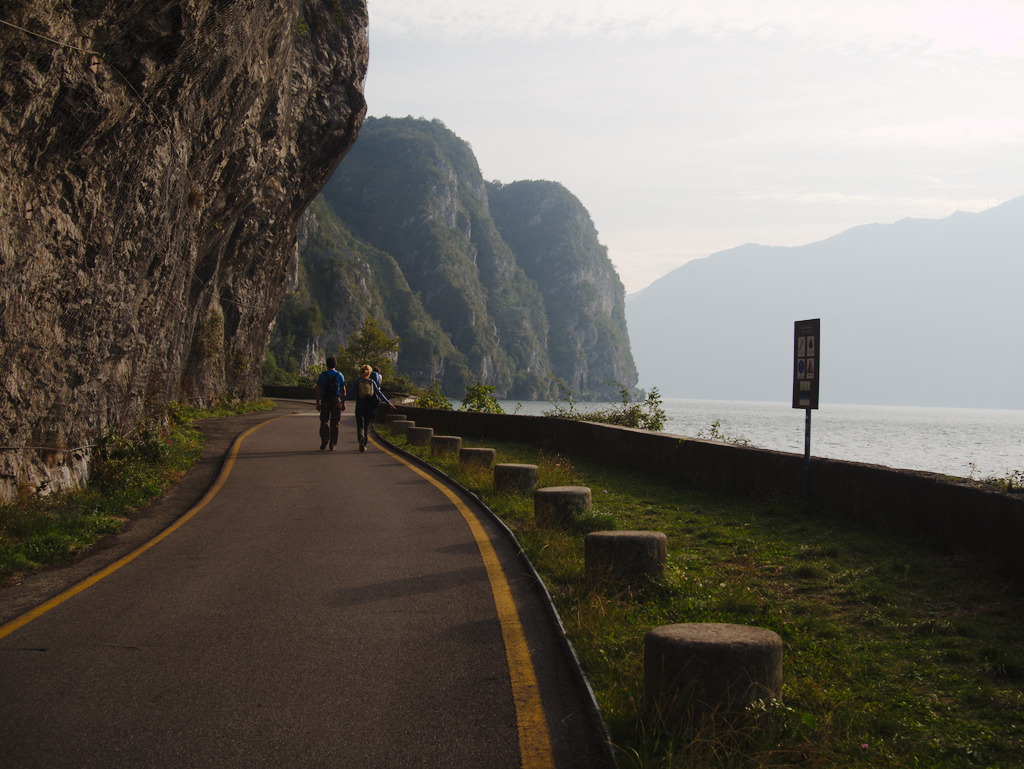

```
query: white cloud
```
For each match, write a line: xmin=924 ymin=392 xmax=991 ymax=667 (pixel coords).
xmin=370 ymin=0 xmax=1024 ymax=57
xmin=728 ymin=190 xmax=998 ymax=214
xmin=848 ymin=117 xmax=1024 ymax=148
xmin=364 ymin=0 xmax=1024 ymax=294
xmin=922 ymin=2 xmax=1024 ymax=56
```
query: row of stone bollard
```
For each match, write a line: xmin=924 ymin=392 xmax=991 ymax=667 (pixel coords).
xmin=380 ymin=414 xmax=783 ymax=733
xmin=519 ymin=479 xmax=784 ymax=733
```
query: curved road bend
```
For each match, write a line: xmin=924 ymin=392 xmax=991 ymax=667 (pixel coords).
xmin=0 ymin=407 xmax=610 ymax=769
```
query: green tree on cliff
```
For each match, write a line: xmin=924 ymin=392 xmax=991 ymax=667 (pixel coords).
xmin=336 ymin=316 xmax=399 ymax=380
xmin=460 ymin=383 xmax=504 ymax=414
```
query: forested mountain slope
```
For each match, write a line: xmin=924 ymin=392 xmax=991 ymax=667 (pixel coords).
xmin=269 ymin=117 xmax=636 ymax=399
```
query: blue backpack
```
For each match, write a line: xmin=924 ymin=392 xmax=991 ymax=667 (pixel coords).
xmin=321 ymin=370 xmax=344 ymax=398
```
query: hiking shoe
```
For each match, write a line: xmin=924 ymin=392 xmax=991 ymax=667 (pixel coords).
xmin=320 ymin=442 xmax=327 ymax=451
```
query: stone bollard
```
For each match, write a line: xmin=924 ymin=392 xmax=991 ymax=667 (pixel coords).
xmin=643 ymin=623 xmax=783 ymax=732
xmin=585 ymin=531 xmax=667 ymax=592
xmin=406 ymin=426 xmax=434 ymax=447
xmin=383 ymin=413 xmax=409 ymax=426
xmin=430 ymin=435 xmax=462 ymax=457
xmin=381 ymin=418 xmax=405 ymax=435
xmin=389 ymin=420 xmax=414 ymax=437
xmin=459 ymin=447 xmax=496 ymax=470
xmin=534 ymin=486 xmax=592 ymax=528
xmin=493 ymin=463 xmax=539 ymax=494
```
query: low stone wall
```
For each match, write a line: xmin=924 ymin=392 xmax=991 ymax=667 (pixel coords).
xmin=391 ymin=406 xmax=1024 ymax=576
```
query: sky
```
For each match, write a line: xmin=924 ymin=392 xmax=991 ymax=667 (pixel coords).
xmin=362 ymin=0 xmax=1024 ymax=294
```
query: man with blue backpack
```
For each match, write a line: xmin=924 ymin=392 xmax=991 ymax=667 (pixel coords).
xmin=314 ymin=357 xmax=346 ymax=451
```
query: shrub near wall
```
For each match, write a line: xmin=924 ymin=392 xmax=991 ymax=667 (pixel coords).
xmin=393 ymin=406 xmax=1024 ymax=577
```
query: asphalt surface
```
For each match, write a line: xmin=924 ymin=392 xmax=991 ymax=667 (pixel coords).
xmin=0 ymin=402 xmax=611 ymax=769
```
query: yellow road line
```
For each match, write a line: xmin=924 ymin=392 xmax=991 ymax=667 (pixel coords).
xmin=0 ymin=416 xmax=283 ymax=641
xmin=373 ymin=437 xmax=556 ymax=769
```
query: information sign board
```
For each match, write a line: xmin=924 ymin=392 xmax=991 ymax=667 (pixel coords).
xmin=792 ymin=318 xmax=820 ymax=410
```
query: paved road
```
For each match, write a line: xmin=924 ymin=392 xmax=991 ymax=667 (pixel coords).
xmin=0 ymin=404 xmax=610 ymax=769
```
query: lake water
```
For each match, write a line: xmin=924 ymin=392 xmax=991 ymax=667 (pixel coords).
xmin=496 ymin=398 xmax=1024 ymax=481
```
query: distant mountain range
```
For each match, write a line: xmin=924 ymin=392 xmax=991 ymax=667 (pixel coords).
xmin=626 ymin=196 xmax=1024 ymax=409
xmin=267 ymin=117 xmax=636 ymax=399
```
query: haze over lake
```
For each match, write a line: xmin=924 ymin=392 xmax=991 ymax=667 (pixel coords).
xmin=625 ymin=198 xmax=1024 ymax=411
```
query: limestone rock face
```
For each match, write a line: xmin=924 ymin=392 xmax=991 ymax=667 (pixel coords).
xmin=322 ymin=117 xmax=552 ymax=397
xmin=488 ymin=180 xmax=638 ymax=398
xmin=309 ymin=117 xmax=637 ymax=400
xmin=0 ymin=1 xmax=368 ymax=499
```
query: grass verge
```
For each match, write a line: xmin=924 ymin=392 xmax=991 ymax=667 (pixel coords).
xmin=382 ymin=426 xmax=1024 ymax=769
xmin=0 ymin=398 xmax=275 ymax=586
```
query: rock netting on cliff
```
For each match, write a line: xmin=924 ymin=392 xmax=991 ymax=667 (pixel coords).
xmin=0 ymin=1 xmax=368 ymax=500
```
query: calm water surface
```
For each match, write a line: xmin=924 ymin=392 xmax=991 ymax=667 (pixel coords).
xmin=497 ymin=398 xmax=1024 ymax=481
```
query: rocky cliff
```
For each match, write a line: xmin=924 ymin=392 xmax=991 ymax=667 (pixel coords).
xmin=488 ymin=180 xmax=638 ymax=398
xmin=281 ymin=116 xmax=636 ymax=399
xmin=270 ymin=196 xmax=460 ymax=384
xmin=0 ymin=1 xmax=368 ymax=500
xmin=320 ymin=117 xmax=551 ymax=396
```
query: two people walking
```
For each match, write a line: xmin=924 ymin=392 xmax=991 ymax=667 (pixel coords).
xmin=315 ymin=359 xmax=394 ymax=452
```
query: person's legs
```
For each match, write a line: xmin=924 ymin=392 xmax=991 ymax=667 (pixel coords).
xmin=318 ymin=405 xmax=331 ymax=450
xmin=355 ymin=412 xmax=367 ymax=450
xmin=329 ymin=401 xmax=342 ymax=449
xmin=358 ymin=409 xmax=379 ymax=451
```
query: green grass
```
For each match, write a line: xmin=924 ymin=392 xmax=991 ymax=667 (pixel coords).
xmin=0 ymin=398 xmax=275 ymax=586
xmin=383 ymin=427 xmax=1024 ymax=769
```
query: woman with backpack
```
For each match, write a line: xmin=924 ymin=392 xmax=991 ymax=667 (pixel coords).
xmin=354 ymin=364 xmax=394 ymax=452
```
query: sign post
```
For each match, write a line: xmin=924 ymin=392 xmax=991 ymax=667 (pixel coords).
xmin=792 ymin=319 xmax=820 ymax=497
